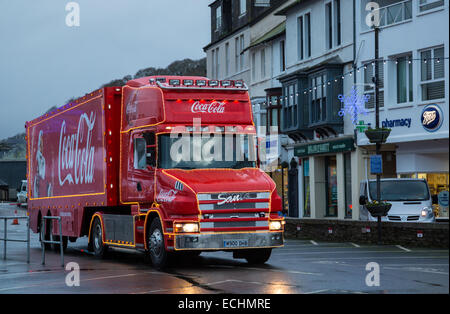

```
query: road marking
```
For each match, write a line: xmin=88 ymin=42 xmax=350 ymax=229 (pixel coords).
xmin=350 ymin=243 xmax=360 ymax=248
xmin=383 ymin=266 xmax=448 ymax=275
xmin=310 ymin=240 xmax=319 ymax=246
xmin=396 ymin=245 xmax=411 ymax=252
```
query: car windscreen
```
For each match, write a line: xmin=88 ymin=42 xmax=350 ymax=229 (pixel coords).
xmin=369 ymin=180 xmax=430 ymax=201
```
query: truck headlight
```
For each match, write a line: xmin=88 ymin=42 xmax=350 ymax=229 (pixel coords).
xmin=174 ymin=223 xmax=199 ymax=233
xmin=269 ymin=220 xmax=283 ymax=231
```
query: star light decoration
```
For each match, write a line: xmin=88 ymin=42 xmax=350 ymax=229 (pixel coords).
xmin=338 ymin=86 xmax=370 ymax=125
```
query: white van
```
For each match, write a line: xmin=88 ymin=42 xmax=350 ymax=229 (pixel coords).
xmin=359 ymin=178 xmax=435 ymax=223
xmin=16 ymin=180 xmax=27 ymax=205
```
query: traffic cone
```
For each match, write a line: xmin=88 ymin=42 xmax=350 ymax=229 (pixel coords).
xmin=12 ymin=209 xmax=19 ymax=225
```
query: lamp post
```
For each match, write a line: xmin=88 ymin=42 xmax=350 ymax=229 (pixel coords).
xmin=374 ymin=26 xmax=382 ymax=245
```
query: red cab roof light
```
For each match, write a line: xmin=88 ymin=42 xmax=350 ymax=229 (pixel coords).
xmin=208 ymin=80 xmax=219 ymax=87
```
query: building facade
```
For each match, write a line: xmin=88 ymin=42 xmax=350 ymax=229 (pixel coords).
xmin=203 ymin=0 xmax=449 ymax=220
xmin=275 ymin=0 xmax=360 ymax=220
xmin=354 ymin=0 xmax=449 ymax=219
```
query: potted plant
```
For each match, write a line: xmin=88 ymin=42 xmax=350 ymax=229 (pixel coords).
xmin=365 ymin=127 xmax=391 ymax=144
xmin=365 ymin=200 xmax=392 ymax=217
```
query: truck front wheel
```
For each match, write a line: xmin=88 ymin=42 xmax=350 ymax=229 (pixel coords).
xmin=147 ymin=218 xmax=169 ymax=270
xmin=244 ymin=248 xmax=272 ymax=265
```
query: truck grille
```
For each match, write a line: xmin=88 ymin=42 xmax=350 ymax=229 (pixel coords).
xmin=198 ymin=192 xmax=270 ymax=231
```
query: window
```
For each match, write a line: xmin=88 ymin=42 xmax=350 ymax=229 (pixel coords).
xmin=240 ymin=35 xmax=245 ymax=71
xmin=396 ymin=54 xmax=413 ymax=103
xmin=310 ymin=73 xmax=327 ymax=123
xmin=251 ymin=52 xmax=256 ymax=80
xmin=225 ymin=43 xmax=230 ymax=77
xmin=239 ymin=0 xmax=246 ymax=16
xmin=421 ymin=47 xmax=445 ymax=101
xmin=298 ymin=16 xmax=304 ymax=60
xmin=283 ymin=83 xmax=298 ymax=128
xmin=266 ymin=95 xmax=282 ymax=134
xmin=303 ymin=158 xmax=311 ymax=217
xmin=255 ymin=0 xmax=270 ymax=7
xmin=419 ymin=0 xmax=444 ymax=12
xmin=325 ymin=156 xmax=338 ymax=217
xmin=363 ymin=61 xmax=384 ymax=109
xmin=326 ymin=2 xmax=333 ymax=49
xmin=305 ymin=13 xmax=311 ymax=57
xmin=211 ymin=49 xmax=216 ymax=78
xmin=344 ymin=153 xmax=352 ymax=218
xmin=216 ymin=6 xmax=222 ymax=31
xmin=361 ymin=0 xmax=412 ymax=30
xmin=235 ymin=37 xmax=240 ymax=73
xmin=215 ymin=47 xmax=220 ymax=79
xmin=134 ymin=133 xmax=156 ymax=170
xmin=280 ymin=40 xmax=286 ymax=72
xmin=326 ymin=0 xmax=341 ymax=50
xmin=261 ymin=48 xmax=266 ymax=78
xmin=335 ymin=0 xmax=341 ymax=46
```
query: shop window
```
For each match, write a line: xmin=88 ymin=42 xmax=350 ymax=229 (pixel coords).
xmin=325 ymin=156 xmax=338 ymax=217
xmin=303 ymin=158 xmax=311 ymax=217
xmin=344 ymin=153 xmax=352 ymax=218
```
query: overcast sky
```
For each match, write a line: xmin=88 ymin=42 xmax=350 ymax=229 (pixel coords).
xmin=0 ymin=0 xmax=211 ymax=139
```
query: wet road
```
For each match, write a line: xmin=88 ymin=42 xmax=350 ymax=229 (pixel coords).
xmin=0 ymin=204 xmax=448 ymax=294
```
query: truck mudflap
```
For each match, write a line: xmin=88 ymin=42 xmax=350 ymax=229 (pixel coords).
xmin=175 ymin=232 xmax=283 ymax=250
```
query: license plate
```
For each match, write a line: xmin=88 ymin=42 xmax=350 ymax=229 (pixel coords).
xmin=223 ymin=239 xmax=249 ymax=248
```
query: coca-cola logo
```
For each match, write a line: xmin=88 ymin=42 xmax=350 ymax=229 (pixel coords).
xmin=191 ymin=101 xmax=225 ymax=114
xmin=58 ymin=112 xmax=96 ymax=186
xmin=157 ymin=189 xmax=178 ymax=203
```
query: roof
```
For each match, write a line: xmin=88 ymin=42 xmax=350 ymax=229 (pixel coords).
xmin=244 ymin=21 xmax=285 ymax=52
xmin=274 ymin=0 xmax=305 ymax=15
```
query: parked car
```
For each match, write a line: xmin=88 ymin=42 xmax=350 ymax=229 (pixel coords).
xmin=359 ymin=178 xmax=435 ymax=223
xmin=16 ymin=180 xmax=27 ymax=205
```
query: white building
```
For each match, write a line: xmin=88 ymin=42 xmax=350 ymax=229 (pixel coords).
xmin=354 ymin=0 xmax=449 ymax=220
xmin=275 ymin=0 xmax=359 ymax=219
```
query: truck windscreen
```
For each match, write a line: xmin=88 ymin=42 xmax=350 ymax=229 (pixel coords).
xmin=158 ymin=134 xmax=257 ymax=170
xmin=369 ymin=180 xmax=430 ymax=201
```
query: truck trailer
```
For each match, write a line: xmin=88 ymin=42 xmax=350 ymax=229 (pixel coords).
xmin=26 ymin=76 xmax=284 ymax=268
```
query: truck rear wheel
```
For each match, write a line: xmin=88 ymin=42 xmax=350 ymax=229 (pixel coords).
xmin=147 ymin=218 xmax=169 ymax=270
xmin=91 ymin=218 xmax=108 ymax=258
xmin=244 ymin=248 xmax=272 ymax=265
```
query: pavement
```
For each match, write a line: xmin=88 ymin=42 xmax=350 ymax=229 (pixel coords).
xmin=0 ymin=203 xmax=448 ymax=294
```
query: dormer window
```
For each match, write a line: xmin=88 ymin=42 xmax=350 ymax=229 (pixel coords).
xmin=239 ymin=0 xmax=246 ymax=16
xmin=216 ymin=6 xmax=222 ymax=31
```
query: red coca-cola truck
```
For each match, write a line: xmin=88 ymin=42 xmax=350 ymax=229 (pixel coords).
xmin=26 ymin=76 xmax=284 ymax=268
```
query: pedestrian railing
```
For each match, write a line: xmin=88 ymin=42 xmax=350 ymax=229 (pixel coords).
xmin=0 ymin=216 xmax=30 ymax=263
xmin=41 ymin=216 xmax=64 ymax=267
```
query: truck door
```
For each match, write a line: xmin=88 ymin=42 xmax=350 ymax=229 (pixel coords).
xmin=128 ymin=131 xmax=156 ymax=204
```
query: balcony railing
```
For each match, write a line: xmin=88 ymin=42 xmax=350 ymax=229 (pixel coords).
xmin=362 ymin=0 xmax=412 ymax=30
